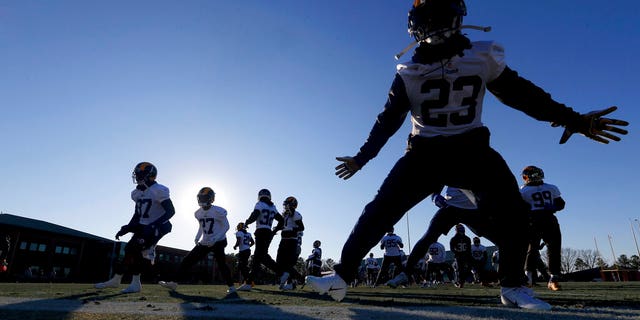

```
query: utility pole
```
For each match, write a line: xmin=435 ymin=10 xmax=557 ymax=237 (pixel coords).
xmin=405 ymin=213 xmax=411 ymax=253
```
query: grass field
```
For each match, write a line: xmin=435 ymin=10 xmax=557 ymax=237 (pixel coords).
xmin=0 ymin=281 xmax=639 ymax=319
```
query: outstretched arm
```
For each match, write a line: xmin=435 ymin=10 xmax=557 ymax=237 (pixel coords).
xmin=487 ymin=66 xmax=628 ymax=144
xmin=336 ymin=74 xmax=411 ymax=180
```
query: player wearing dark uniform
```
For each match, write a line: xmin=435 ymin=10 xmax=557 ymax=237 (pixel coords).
xmin=306 ymin=0 xmax=627 ymax=309
xmin=450 ymin=224 xmax=472 ymax=288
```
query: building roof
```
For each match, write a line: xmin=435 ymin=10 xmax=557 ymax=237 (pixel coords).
xmin=0 ymin=213 xmax=112 ymax=243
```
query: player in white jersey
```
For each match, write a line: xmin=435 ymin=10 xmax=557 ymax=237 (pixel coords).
xmin=424 ymin=241 xmax=449 ymax=286
xmin=273 ymin=196 xmax=305 ymax=290
xmin=234 ymin=222 xmax=254 ymax=285
xmin=307 ymin=0 xmax=627 ymax=308
xmin=470 ymin=236 xmax=490 ymax=286
xmin=364 ymin=253 xmax=379 ymax=286
xmin=95 ymin=162 xmax=175 ymax=293
xmin=520 ymin=166 xmax=565 ymax=291
xmin=158 ymin=187 xmax=236 ymax=293
xmin=377 ymin=227 xmax=404 ymax=286
xmin=306 ymin=240 xmax=323 ymax=277
xmin=238 ymin=189 xmax=283 ymax=291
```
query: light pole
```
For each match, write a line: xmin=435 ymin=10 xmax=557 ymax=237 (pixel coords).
xmin=630 ymin=219 xmax=640 ymax=258
xmin=608 ymin=234 xmax=617 ymax=266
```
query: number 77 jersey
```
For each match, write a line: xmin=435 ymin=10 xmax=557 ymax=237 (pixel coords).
xmin=397 ymin=41 xmax=505 ymax=138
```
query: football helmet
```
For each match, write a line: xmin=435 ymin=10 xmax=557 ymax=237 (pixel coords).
xmin=408 ymin=0 xmax=467 ymax=44
xmin=283 ymin=196 xmax=298 ymax=212
xmin=522 ymin=166 xmax=544 ymax=184
xmin=197 ymin=187 xmax=215 ymax=208
xmin=455 ymin=223 xmax=465 ymax=233
xmin=258 ymin=188 xmax=271 ymax=201
xmin=313 ymin=240 xmax=321 ymax=248
xmin=132 ymin=162 xmax=157 ymax=185
xmin=473 ymin=236 xmax=480 ymax=245
xmin=236 ymin=222 xmax=246 ymax=231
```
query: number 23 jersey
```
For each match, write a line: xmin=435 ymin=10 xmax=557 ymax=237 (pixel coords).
xmin=397 ymin=41 xmax=506 ymax=138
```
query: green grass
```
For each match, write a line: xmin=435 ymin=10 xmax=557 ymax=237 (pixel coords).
xmin=0 ymin=282 xmax=639 ymax=319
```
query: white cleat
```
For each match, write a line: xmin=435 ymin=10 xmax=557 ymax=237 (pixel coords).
xmin=158 ymin=281 xmax=178 ymax=291
xmin=121 ymin=282 xmax=141 ymax=294
xmin=94 ymin=277 xmax=121 ymax=289
xmin=279 ymin=272 xmax=290 ymax=289
xmin=306 ymin=273 xmax=347 ymax=302
xmin=237 ymin=283 xmax=252 ymax=291
xmin=386 ymin=272 xmax=409 ymax=289
xmin=501 ymin=286 xmax=551 ymax=310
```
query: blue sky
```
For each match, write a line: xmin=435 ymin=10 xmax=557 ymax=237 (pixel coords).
xmin=1 ymin=1 xmax=638 ymax=266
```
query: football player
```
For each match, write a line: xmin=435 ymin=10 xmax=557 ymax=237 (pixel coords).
xmin=520 ymin=166 xmax=565 ymax=291
xmin=273 ymin=196 xmax=305 ymax=290
xmin=306 ymin=0 xmax=627 ymax=309
xmin=306 ymin=240 xmax=323 ymax=277
xmin=424 ymin=241 xmax=448 ymax=287
xmin=364 ymin=253 xmax=379 ymax=287
xmin=233 ymin=222 xmax=255 ymax=285
xmin=470 ymin=236 xmax=490 ymax=286
xmin=377 ymin=227 xmax=404 ymax=286
xmin=450 ymin=224 xmax=472 ymax=288
xmin=158 ymin=187 xmax=236 ymax=293
xmin=238 ymin=189 xmax=283 ymax=291
xmin=95 ymin=162 xmax=175 ymax=293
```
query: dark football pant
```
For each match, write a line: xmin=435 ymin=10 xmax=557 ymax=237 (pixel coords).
xmin=454 ymin=255 xmax=472 ymax=285
xmin=374 ymin=255 xmax=403 ymax=286
xmin=117 ymin=222 xmax=172 ymax=275
xmin=333 ymin=127 xmax=530 ymax=288
xmin=248 ymin=228 xmax=280 ymax=284
xmin=276 ymin=238 xmax=304 ymax=283
xmin=237 ymin=248 xmax=251 ymax=283
xmin=176 ymin=239 xmax=233 ymax=287
xmin=526 ymin=213 xmax=561 ymax=277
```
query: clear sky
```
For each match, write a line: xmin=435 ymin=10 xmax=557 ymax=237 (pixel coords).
xmin=1 ymin=1 xmax=639 ymax=266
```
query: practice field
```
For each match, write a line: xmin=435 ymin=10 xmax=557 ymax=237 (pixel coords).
xmin=0 ymin=282 xmax=639 ymax=320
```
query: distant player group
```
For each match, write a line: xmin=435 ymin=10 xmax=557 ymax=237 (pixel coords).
xmin=95 ymin=0 xmax=629 ymax=313
xmin=94 ymin=161 xmax=322 ymax=294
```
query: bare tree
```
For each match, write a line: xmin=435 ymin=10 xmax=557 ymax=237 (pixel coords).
xmin=561 ymin=247 xmax=579 ymax=273
xmin=577 ymin=249 xmax=600 ymax=269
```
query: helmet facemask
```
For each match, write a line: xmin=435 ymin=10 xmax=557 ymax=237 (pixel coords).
xmin=197 ymin=187 xmax=215 ymax=209
xmin=409 ymin=0 xmax=467 ymax=45
xmin=132 ymin=162 xmax=157 ymax=186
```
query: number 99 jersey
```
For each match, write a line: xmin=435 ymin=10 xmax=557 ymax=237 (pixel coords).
xmin=397 ymin=41 xmax=506 ymax=138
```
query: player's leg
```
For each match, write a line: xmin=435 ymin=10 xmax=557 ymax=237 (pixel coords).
xmin=543 ymin=215 xmax=562 ymax=290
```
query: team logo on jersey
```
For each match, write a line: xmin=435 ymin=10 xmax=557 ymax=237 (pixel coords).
xmin=444 ymin=62 xmax=459 ymax=74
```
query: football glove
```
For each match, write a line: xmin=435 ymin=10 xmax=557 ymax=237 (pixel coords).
xmin=115 ymin=225 xmax=130 ymax=240
xmin=335 ymin=156 xmax=361 ymax=180
xmin=431 ymin=194 xmax=448 ymax=208
xmin=553 ymin=106 xmax=628 ymax=144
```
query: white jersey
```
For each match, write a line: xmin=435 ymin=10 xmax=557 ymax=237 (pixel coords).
xmin=397 ymin=41 xmax=506 ymax=138
xmin=252 ymin=201 xmax=280 ymax=230
xmin=520 ymin=182 xmax=562 ymax=212
xmin=308 ymin=247 xmax=322 ymax=267
xmin=131 ymin=183 xmax=171 ymax=225
xmin=445 ymin=186 xmax=478 ymax=210
xmin=380 ymin=233 xmax=403 ymax=257
xmin=365 ymin=257 xmax=379 ymax=270
xmin=427 ymin=242 xmax=446 ymax=264
xmin=471 ymin=244 xmax=487 ymax=261
xmin=281 ymin=211 xmax=303 ymax=240
xmin=194 ymin=205 xmax=229 ymax=246
xmin=235 ymin=230 xmax=253 ymax=252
